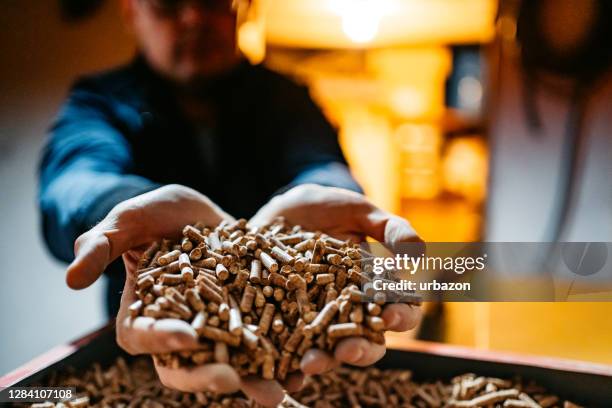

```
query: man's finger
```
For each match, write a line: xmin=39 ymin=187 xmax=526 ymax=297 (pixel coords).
xmin=118 ymin=317 xmax=200 ymax=355
xmin=300 ymin=349 xmax=339 ymax=375
xmin=154 ymin=362 xmax=241 ymax=394
xmin=334 ymin=337 xmax=386 ymax=366
xmin=241 ymin=376 xmax=285 ymax=407
xmin=381 ymin=303 xmax=422 ymax=332
xmin=282 ymin=372 xmax=305 ymax=393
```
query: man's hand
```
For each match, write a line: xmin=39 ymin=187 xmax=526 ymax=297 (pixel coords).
xmin=66 ymin=184 xmax=233 ymax=290
xmin=251 ymin=184 xmax=423 ymax=374
xmin=66 ymin=184 xmax=291 ymax=406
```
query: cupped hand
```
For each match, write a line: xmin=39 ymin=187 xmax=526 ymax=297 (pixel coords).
xmin=250 ymin=184 xmax=423 ymax=374
xmin=66 ymin=184 xmax=232 ymax=290
xmin=66 ymin=184 xmax=293 ymax=406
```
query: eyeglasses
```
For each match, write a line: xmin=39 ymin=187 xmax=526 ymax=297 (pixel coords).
xmin=141 ymin=0 xmax=237 ymax=16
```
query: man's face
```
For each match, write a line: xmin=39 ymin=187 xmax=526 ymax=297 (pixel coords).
xmin=125 ymin=0 xmax=241 ymax=83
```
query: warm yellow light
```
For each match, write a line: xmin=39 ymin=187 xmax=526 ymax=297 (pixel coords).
xmin=367 ymin=48 xmax=451 ymax=120
xmin=341 ymin=9 xmax=379 ymax=44
xmin=337 ymin=106 xmax=400 ymax=213
xmin=265 ymin=0 xmax=496 ymax=49
xmin=236 ymin=0 xmax=269 ymax=64
xmin=442 ymin=137 xmax=488 ymax=203
xmin=329 ymin=0 xmax=393 ymax=44
xmin=238 ymin=21 xmax=266 ymax=64
xmin=394 ymin=123 xmax=442 ymax=199
xmin=390 ymin=86 xmax=426 ymax=118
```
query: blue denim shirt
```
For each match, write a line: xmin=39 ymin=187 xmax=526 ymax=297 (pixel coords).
xmin=38 ymin=57 xmax=360 ymax=313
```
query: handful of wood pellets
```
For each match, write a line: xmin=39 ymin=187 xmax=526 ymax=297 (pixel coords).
xmin=130 ymin=217 xmax=420 ymax=381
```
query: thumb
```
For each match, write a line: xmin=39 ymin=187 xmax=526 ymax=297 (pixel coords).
xmin=66 ymin=230 xmax=112 ymax=289
xmin=66 ymin=221 xmax=134 ymax=290
xmin=361 ymin=210 xmax=424 ymax=253
xmin=383 ymin=214 xmax=423 ymax=247
xmin=360 ymin=209 xmax=421 ymax=244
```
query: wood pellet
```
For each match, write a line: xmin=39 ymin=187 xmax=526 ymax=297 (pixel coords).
xmin=289 ymin=366 xmax=584 ymax=408
xmin=130 ymin=217 xmax=421 ymax=381
xmin=21 ymin=357 xmax=583 ymax=408
xmin=22 ymin=357 xmax=253 ymax=408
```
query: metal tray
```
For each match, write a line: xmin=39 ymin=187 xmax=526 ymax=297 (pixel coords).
xmin=2 ymin=323 xmax=611 ymax=406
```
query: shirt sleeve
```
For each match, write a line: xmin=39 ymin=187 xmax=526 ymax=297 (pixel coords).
xmin=38 ymin=80 xmax=160 ymax=262
xmin=272 ymin=76 xmax=363 ymax=195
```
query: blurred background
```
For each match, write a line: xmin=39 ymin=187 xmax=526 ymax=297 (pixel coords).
xmin=1 ymin=0 xmax=610 ymax=374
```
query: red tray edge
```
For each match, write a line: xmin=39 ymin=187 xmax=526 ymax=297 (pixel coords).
xmin=0 ymin=322 xmax=115 ymax=387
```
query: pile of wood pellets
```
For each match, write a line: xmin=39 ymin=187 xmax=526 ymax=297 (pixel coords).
xmin=291 ymin=366 xmax=582 ymax=408
xmin=131 ymin=218 xmax=419 ymax=381
xmin=24 ymin=357 xmax=582 ymax=408
xmin=25 ymin=357 xmax=251 ymax=408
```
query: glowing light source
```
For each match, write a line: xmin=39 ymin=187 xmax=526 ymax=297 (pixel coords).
xmin=265 ymin=0 xmax=496 ymax=49
xmin=330 ymin=0 xmax=391 ymax=44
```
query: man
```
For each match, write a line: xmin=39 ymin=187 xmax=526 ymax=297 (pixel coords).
xmin=39 ymin=0 xmax=421 ymax=405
